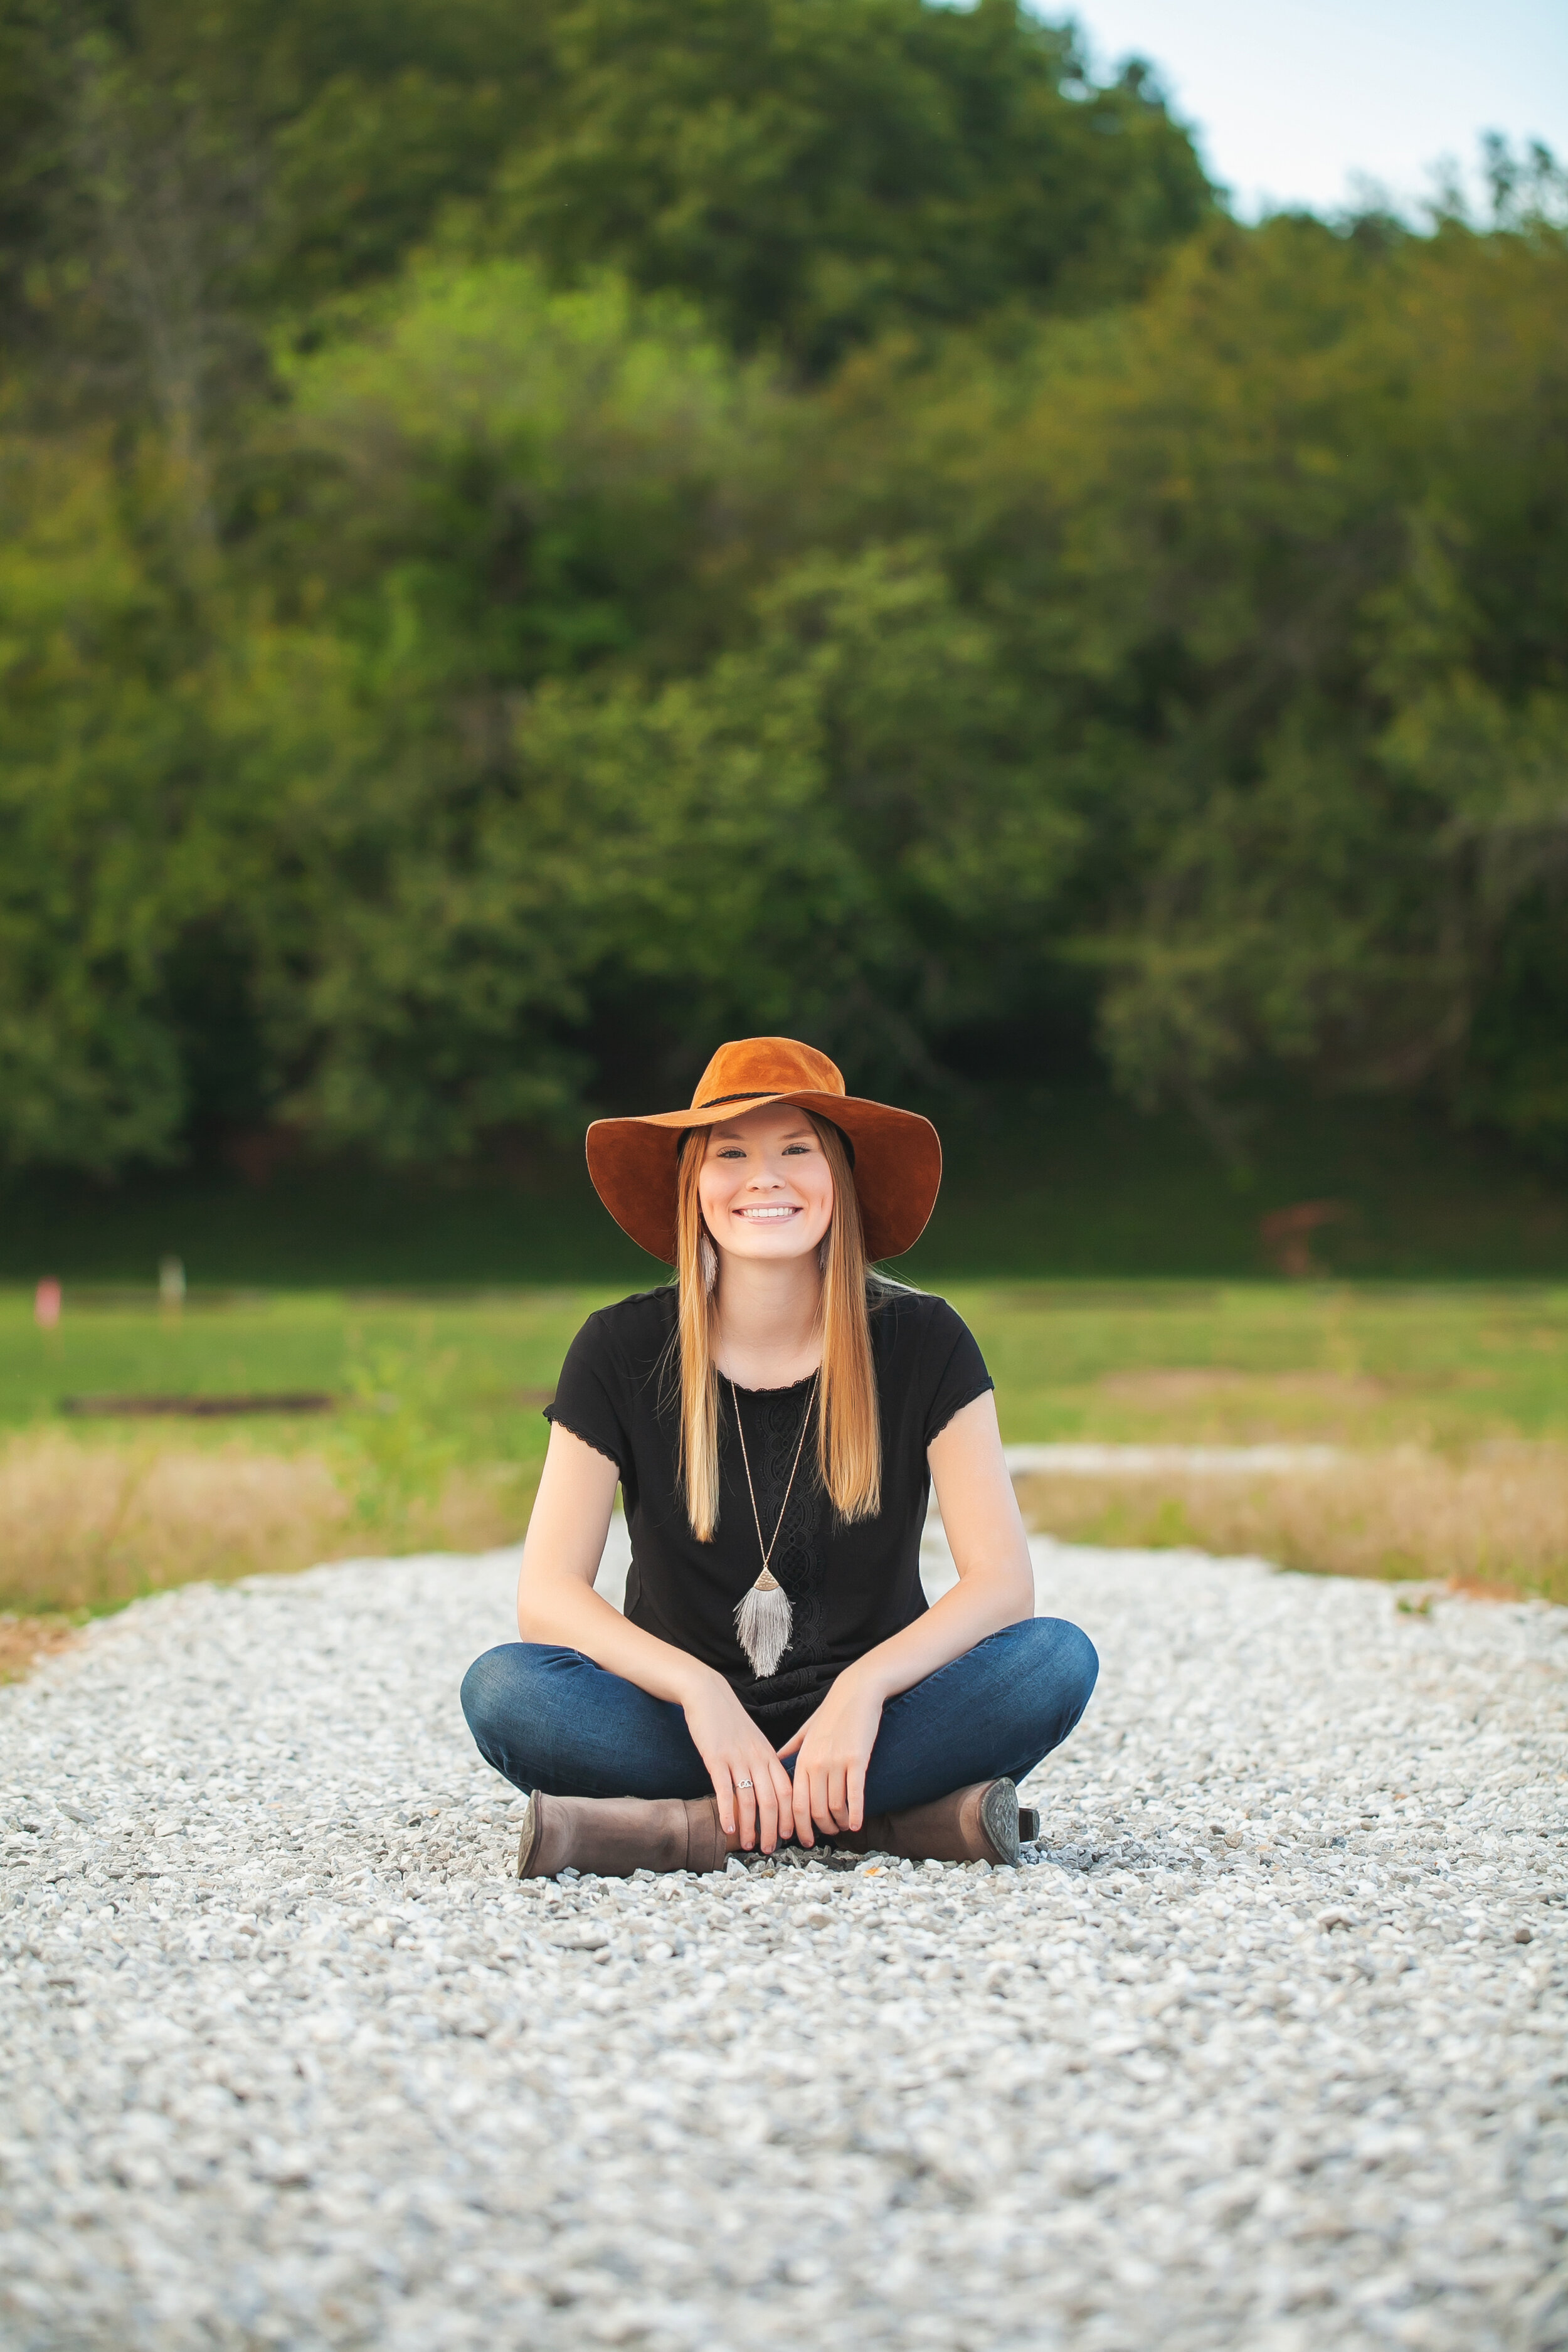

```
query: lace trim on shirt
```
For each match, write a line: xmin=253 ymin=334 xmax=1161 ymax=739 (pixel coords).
xmin=925 ymin=1375 xmax=996 ymax=1447
xmin=543 ymin=1412 xmax=627 ymax=1483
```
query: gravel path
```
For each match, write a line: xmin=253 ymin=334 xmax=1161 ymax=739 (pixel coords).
xmin=3 ymin=1530 xmax=1565 ymax=2352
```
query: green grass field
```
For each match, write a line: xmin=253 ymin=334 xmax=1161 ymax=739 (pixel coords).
xmin=6 ymin=1278 xmax=1568 ymax=1454
xmin=3 ymin=1279 xmax=1565 ymax=1634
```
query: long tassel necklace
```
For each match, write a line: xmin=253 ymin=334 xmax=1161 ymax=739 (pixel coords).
xmin=727 ymin=1372 xmax=818 ymax=1679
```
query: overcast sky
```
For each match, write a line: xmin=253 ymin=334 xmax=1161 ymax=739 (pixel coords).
xmin=1063 ymin=0 xmax=1568 ymax=218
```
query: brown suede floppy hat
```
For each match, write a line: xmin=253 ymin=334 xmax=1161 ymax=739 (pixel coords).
xmin=585 ymin=1036 xmax=942 ymax=1264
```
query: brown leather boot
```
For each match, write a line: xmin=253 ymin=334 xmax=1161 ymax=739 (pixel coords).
xmin=834 ymin=1777 xmax=1022 ymax=1867
xmin=516 ymin=1791 xmax=733 ymax=1880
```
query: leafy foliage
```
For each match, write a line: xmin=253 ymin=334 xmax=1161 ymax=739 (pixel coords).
xmin=0 ymin=0 xmax=1565 ymax=1173
xmin=490 ymin=0 xmax=1210 ymax=370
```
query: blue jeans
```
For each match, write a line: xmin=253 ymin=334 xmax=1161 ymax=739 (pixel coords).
xmin=460 ymin=1617 xmax=1098 ymax=1817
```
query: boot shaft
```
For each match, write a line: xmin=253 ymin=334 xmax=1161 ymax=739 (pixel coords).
xmin=517 ymin=1791 xmax=729 ymax=1878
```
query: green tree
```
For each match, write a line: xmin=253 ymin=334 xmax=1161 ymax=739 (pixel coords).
xmin=2 ymin=1 xmax=1564 ymax=1179
xmin=855 ymin=211 xmax=1568 ymax=1146
xmin=493 ymin=0 xmax=1212 ymax=370
xmin=0 ymin=427 xmax=218 ymax=1167
xmin=225 ymin=268 xmax=1077 ymax=1152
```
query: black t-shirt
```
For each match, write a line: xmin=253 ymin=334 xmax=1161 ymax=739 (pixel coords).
xmin=544 ymin=1283 xmax=994 ymax=1742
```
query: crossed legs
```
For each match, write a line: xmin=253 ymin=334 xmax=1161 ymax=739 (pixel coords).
xmin=462 ymin=1615 xmax=1098 ymax=1823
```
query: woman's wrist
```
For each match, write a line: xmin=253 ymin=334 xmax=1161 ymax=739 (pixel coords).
xmin=674 ymin=1658 xmax=729 ymax=1709
xmin=835 ymin=1655 xmax=893 ymax=1706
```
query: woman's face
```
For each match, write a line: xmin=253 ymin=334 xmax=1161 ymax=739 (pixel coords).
xmin=697 ymin=1104 xmax=835 ymax=1266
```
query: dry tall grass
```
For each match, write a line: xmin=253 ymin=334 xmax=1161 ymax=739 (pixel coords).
xmin=1015 ymin=1444 xmax=1568 ymax=1604
xmin=5 ymin=1426 xmax=1562 ymax=1665
xmin=0 ymin=1432 xmax=531 ymax=1618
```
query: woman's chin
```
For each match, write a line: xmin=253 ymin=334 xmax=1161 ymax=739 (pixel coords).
xmin=720 ymin=1224 xmax=824 ymax=1263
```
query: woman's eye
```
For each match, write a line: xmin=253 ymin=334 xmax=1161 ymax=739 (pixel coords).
xmin=782 ymin=1144 xmax=812 ymax=1155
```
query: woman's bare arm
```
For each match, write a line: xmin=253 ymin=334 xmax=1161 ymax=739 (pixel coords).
xmin=922 ymin=1385 xmax=1038 ymax=1636
xmin=779 ymin=1389 xmax=1036 ymax=1836
xmin=516 ymin=1424 xmax=703 ymax=1702
xmin=515 ymin=1422 xmax=797 ymax=1848
xmin=818 ymin=1388 xmax=1034 ymax=1707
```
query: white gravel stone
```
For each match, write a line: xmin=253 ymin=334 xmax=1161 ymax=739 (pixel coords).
xmin=2 ymin=1530 xmax=1564 ymax=2351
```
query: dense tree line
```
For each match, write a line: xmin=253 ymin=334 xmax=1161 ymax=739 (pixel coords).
xmin=1 ymin=0 xmax=1565 ymax=1173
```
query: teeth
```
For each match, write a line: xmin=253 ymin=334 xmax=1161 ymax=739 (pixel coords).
xmin=738 ymin=1207 xmax=797 ymax=1220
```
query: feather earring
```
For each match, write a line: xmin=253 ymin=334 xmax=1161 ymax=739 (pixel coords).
xmin=699 ymin=1231 xmax=718 ymax=1295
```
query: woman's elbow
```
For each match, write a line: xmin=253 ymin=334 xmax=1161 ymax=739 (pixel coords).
xmin=985 ymin=1542 xmax=1037 ymax=1624
xmin=514 ymin=1574 xmax=564 ymax=1645
xmin=956 ymin=1552 xmax=1036 ymax=1628
xmin=516 ymin=1558 xmax=599 ymax=1643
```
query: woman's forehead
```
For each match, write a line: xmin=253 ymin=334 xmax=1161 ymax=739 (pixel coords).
xmin=707 ymin=1104 xmax=817 ymax=1145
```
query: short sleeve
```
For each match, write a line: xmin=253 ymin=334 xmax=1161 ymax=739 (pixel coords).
xmin=920 ymin=1299 xmax=995 ymax=1448
xmin=544 ymin=1313 xmax=632 ymax=1481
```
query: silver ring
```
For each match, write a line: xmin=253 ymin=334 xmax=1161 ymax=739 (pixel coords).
xmin=736 ymin=1777 xmax=754 ymax=1790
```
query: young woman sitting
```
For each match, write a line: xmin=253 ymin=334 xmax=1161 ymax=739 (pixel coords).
xmin=461 ymin=1037 xmax=1098 ymax=1877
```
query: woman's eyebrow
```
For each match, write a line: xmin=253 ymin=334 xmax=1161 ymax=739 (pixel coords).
xmin=710 ymin=1122 xmax=815 ymax=1143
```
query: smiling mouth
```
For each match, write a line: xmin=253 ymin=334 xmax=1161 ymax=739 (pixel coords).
xmin=734 ymin=1205 xmax=801 ymax=1222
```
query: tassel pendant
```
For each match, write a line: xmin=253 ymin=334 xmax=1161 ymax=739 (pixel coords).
xmin=734 ymin=1569 xmax=793 ymax=1679
xmin=726 ymin=1370 xmax=815 ymax=1682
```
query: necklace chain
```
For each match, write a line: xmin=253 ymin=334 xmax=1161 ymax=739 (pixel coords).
xmin=727 ymin=1373 xmax=818 ymax=1579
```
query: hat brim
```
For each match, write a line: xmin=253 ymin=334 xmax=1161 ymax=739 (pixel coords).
xmin=585 ymin=1091 xmax=941 ymax=1264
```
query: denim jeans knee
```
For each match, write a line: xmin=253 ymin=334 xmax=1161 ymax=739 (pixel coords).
xmin=1044 ymin=1618 xmax=1099 ymax=1724
xmin=977 ymin=1614 xmax=1099 ymax=1771
xmin=460 ymin=1643 xmax=521 ymax=1771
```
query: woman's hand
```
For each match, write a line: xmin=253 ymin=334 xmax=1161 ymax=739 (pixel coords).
xmin=778 ymin=1667 xmax=885 ymax=1845
xmin=681 ymin=1670 xmax=797 ymax=1854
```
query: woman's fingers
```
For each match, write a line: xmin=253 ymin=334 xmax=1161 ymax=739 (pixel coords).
xmin=709 ymin=1759 xmax=736 ymax=1839
xmin=716 ymin=1747 xmax=798 ymax=1851
xmin=734 ymin=1762 xmax=759 ymax=1851
xmin=757 ymin=1759 xmax=790 ymax=1855
xmin=788 ymin=1756 xmax=867 ymax=1836
xmin=776 ymin=1727 xmax=807 ymax=1758
xmin=771 ymin=1756 xmax=796 ymax=1828
xmin=752 ymin=1767 xmax=778 ymax=1855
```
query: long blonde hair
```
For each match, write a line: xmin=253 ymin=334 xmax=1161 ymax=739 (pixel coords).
xmin=673 ymin=1112 xmax=882 ymax=1542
